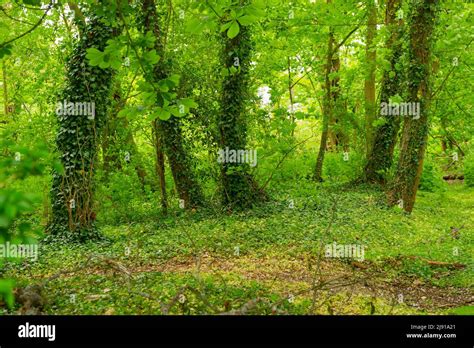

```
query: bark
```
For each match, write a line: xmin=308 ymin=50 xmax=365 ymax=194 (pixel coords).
xmin=152 ymin=119 xmax=167 ymax=209
xmin=364 ymin=0 xmax=404 ymax=184
xmin=2 ymin=59 xmax=8 ymax=118
xmin=218 ymin=0 xmax=266 ymax=208
xmin=48 ymin=15 xmax=116 ymax=240
xmin=142 ymin=0 xmax=203 ymax=208
xmin=388 ymin=0 xmax=438 ymax=212
xmin=364 ymin=0 xmax=377 ymax=156
xmin=314 ymin=26 xmax=335 ymax=182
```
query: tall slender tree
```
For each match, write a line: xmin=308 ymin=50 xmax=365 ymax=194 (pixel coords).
xmin=364 ymin=0 xmax=377 ymax=156
xmin=364 ymin=0 xmax=405 ymax=184
xmin=314 ymin=28 xmax=336 ymax=182
xmin=314 ymin=0 xmax=360 ymax=181
xmin=141 ymin=0 xmax=203 ymax=209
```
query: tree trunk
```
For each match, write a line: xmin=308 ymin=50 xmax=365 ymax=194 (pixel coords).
xmin=2 ymin=60 xmax=8 ymax=120
xmin=152 ymin=119 xmax=167 ymax=210
xmin=102 ymin=88 xmax=122 ymax=177
xmin=364 ymin=0 xmax=377 ymax=156
xmin=48 ymin=15 xmax=116 ymax=240
xmin=364 ymin=0 xmax=404 ymax=184
xmin=102 ymin=84 xmax=148 ymax=190
xmin=388 ymin=0 xmax=439 ymax=212
xmin=218 ymin=0 xmax=266 ymax=208
xmin=141 ymin=0 xmax=203 ymax=209
xmin=328 ymin=52 xmax=342 ymax=151
xmin=288 ymin=56 xmax=295 ymax=137
xmin=314 ymin=27 xmax=335 ymax=182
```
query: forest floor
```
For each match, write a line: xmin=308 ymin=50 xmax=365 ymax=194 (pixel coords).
xmin=3 ymin=181 xmax=474 ymax=315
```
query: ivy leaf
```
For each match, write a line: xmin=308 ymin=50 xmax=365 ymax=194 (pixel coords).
xmin=227 ymin=21 xmax=240 ymax=39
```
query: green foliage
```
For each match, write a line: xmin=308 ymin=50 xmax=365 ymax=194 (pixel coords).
xmin=0 ymin=138 xmax=51 ymax=309
xmin=419 ymin=156 xmax=444 ymax=192
xmin=464 ymin=151 xmax=474 ymax=188
xmin=1 ymin=0 xmax=473 ymax=317
xmin=4 ymin=182 xmax=473 ymax=314
xmin=96 ymin=167 xmax=157 ymax=225
xmin=0 ymin=279 xmax=15 ymax=309
xmin=450 ymin=306 xmax=474 ymax=315
xmin=323 ymin=152 xmax=364 ymax=183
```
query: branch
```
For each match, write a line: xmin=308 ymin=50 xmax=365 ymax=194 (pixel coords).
xmin=431 ymin=36 xmax=474 ymax=99
xmin=0 ymin=1 xmax=54 ymax=49
xmin=431 ymin=65 xmax=456 ymax=100
xmin=206 ymin=0 xmax=222 ymax=19
xmin=67 ymin=1 xmax=86 ymax=27
xmin=260 ymin=134 xmax=317 ymax=191
xmin=0 ymin=6 xmax=35 ymax=25
xmin=331 ymin=15 xmax=366 ymax=56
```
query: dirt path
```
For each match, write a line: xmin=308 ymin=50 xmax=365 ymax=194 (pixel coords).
xmin=77 ymin=252 xmax=473 ymax=312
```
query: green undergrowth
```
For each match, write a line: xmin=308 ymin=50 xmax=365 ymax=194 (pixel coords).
xmin=2 ymin=181 xmax=472 ymax=315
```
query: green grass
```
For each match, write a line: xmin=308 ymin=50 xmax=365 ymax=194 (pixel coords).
xmin=2 ymin=181 xmax=473 ymax=315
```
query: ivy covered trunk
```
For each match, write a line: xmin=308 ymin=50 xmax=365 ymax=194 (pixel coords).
xmin=328 ymin=49 xmax=344 ymax=151
xmin=161 ymin=119 xmax=204 ymax=208
xmin=152 ymin=120 xmax=167 ymax=209
xmin=364 ymin=0 xmax=404 ymax=184
xmin=142 ymin=0 xmax=203 ymax=209
xmin=48 ymin=16 xmax=116 ymax=240
xmin=218 ymin=0 xmax=265 ymax=209
xmin=388 ymin=0 xmax=438 ymax=212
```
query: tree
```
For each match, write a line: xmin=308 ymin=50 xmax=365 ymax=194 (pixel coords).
xmin=364 ymin=0 xmax=405 ymax=184
xmin=314 ymin=27 xmax=336 ymax=182
xmin=48 ymin=13 xmax=117 ymax=240
xmin=388 ymin=0 xmax=439 ymax=212
xmin=141 ymin=0 xmax=204 ymax=209
xmin=218 ymin=0 xmax=266 ymax=208
xmin=314 ymin=0 xmax=360 ymax=182
xmin=364 ymin=0 xmax=377 ymax=157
